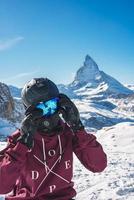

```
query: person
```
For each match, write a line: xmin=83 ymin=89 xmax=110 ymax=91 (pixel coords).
xmin=0 ymin=78 xmax=107 ymax=200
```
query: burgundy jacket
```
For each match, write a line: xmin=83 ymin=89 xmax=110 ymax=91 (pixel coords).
xmin=0 ymin=123 xmax=107 ymax=200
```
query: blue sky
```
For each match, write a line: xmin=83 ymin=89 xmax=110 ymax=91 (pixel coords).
xmin=0 ymin=0 xmax=133 ymax=87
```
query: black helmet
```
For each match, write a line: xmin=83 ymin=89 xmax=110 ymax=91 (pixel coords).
xmin=21 ymin=78 xmax=59 ymax=108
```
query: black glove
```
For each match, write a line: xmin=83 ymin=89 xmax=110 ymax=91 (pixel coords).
xmin=58 ymin=93 xmax=84 ymax=133
xmin=18 ymin=107 xmax=43 ymax=149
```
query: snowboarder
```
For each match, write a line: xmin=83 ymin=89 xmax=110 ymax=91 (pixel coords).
xmin=0 ymin=78 xmax=107 ymax=200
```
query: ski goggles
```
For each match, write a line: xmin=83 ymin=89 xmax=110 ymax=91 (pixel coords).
xmin=36 ymin=97 xmax=59 ymax=116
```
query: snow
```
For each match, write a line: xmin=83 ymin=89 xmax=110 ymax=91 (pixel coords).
xmin=72 ymin=97 xmax=134 ymax=131
xmin=0 ymin=118 xmax=18 ymax=139
xmin=0 ymin=142 xmax=7 ymax=151
xmin=68 ymin=55 xmax=132 ymax=96
xmin=73 ymin=55 xmax=101 ymax=85
xmin=74 ymin=82 xmax=109 ymax=96
xmin=57 ymin=55 xmax=134 ymax=130
xmin=73 ymin=122 xmax=134 ymax=200
xmin=125 ymin=84 xmax=134 ymax=92
xmin=0 ymin=122 xmax=134 ymax=199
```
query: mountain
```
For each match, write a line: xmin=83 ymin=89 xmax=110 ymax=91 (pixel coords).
xmin=67 ymin=55 xmax=133 ymax=98
xmin=9 ymin=56 xmax=133 ymax=100
xmin=0 ymin=82 xmax=25 ymax=139
xmin=71 ymin=55 xmax=101 ymax=88
xmin=58 ymin=55 xmax=134 ymax=130
xmin=1 ymin=55 xmax=134 ymax=136
xmin=0 ymin=82 xmax=14 ymax=119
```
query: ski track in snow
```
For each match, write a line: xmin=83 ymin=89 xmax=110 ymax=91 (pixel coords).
xmin=0 ymin=122 xmax=134 ymax=200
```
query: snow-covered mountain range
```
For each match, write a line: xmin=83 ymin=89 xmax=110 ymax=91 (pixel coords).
xmin=58 ymin=55 xmax=134 ymax=130
xmin=59 ymin=55 xmax=133 ymax=97
xmin=0 ymin=54 xmax=134 ymax=137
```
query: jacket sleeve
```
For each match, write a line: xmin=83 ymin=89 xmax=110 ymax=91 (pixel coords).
xmin=0 ymin=130 xmax=29 ymax=194
xmin=72 ymin=129 xmax=107 ymax=173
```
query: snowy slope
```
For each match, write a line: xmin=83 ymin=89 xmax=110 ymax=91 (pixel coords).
xmin=72 ymin=97 xmax=134 ymax=131
xmin=73 ymin=122 xmax=134 ymax=200
xmin=125 ymin=84 xmax=134 ymax=92
xmin=0 ymin=122 xmax=134 ymax=199
xmin=0 ymin=118 xmax=18 ymax=140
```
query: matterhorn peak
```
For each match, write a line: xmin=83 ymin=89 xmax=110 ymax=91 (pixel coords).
xmin=68 ymin=55 xmax=133 ymax=96
xmin=84 ymin=55 xmax=99 ymax=71
xmin=71 ymin=55 xmax=101 ymax=88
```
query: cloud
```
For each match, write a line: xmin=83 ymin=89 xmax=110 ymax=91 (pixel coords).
xmin=4 ymin=70 xmax=39 ymax=82
xmin=0 ymin=36 xmax=24 ymax=51
xmin=1 ymin=70 xmax=40 ymax=87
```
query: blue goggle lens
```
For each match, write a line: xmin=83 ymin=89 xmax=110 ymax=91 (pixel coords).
xmin=36 ymin=98 xmax=59 ymax=116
